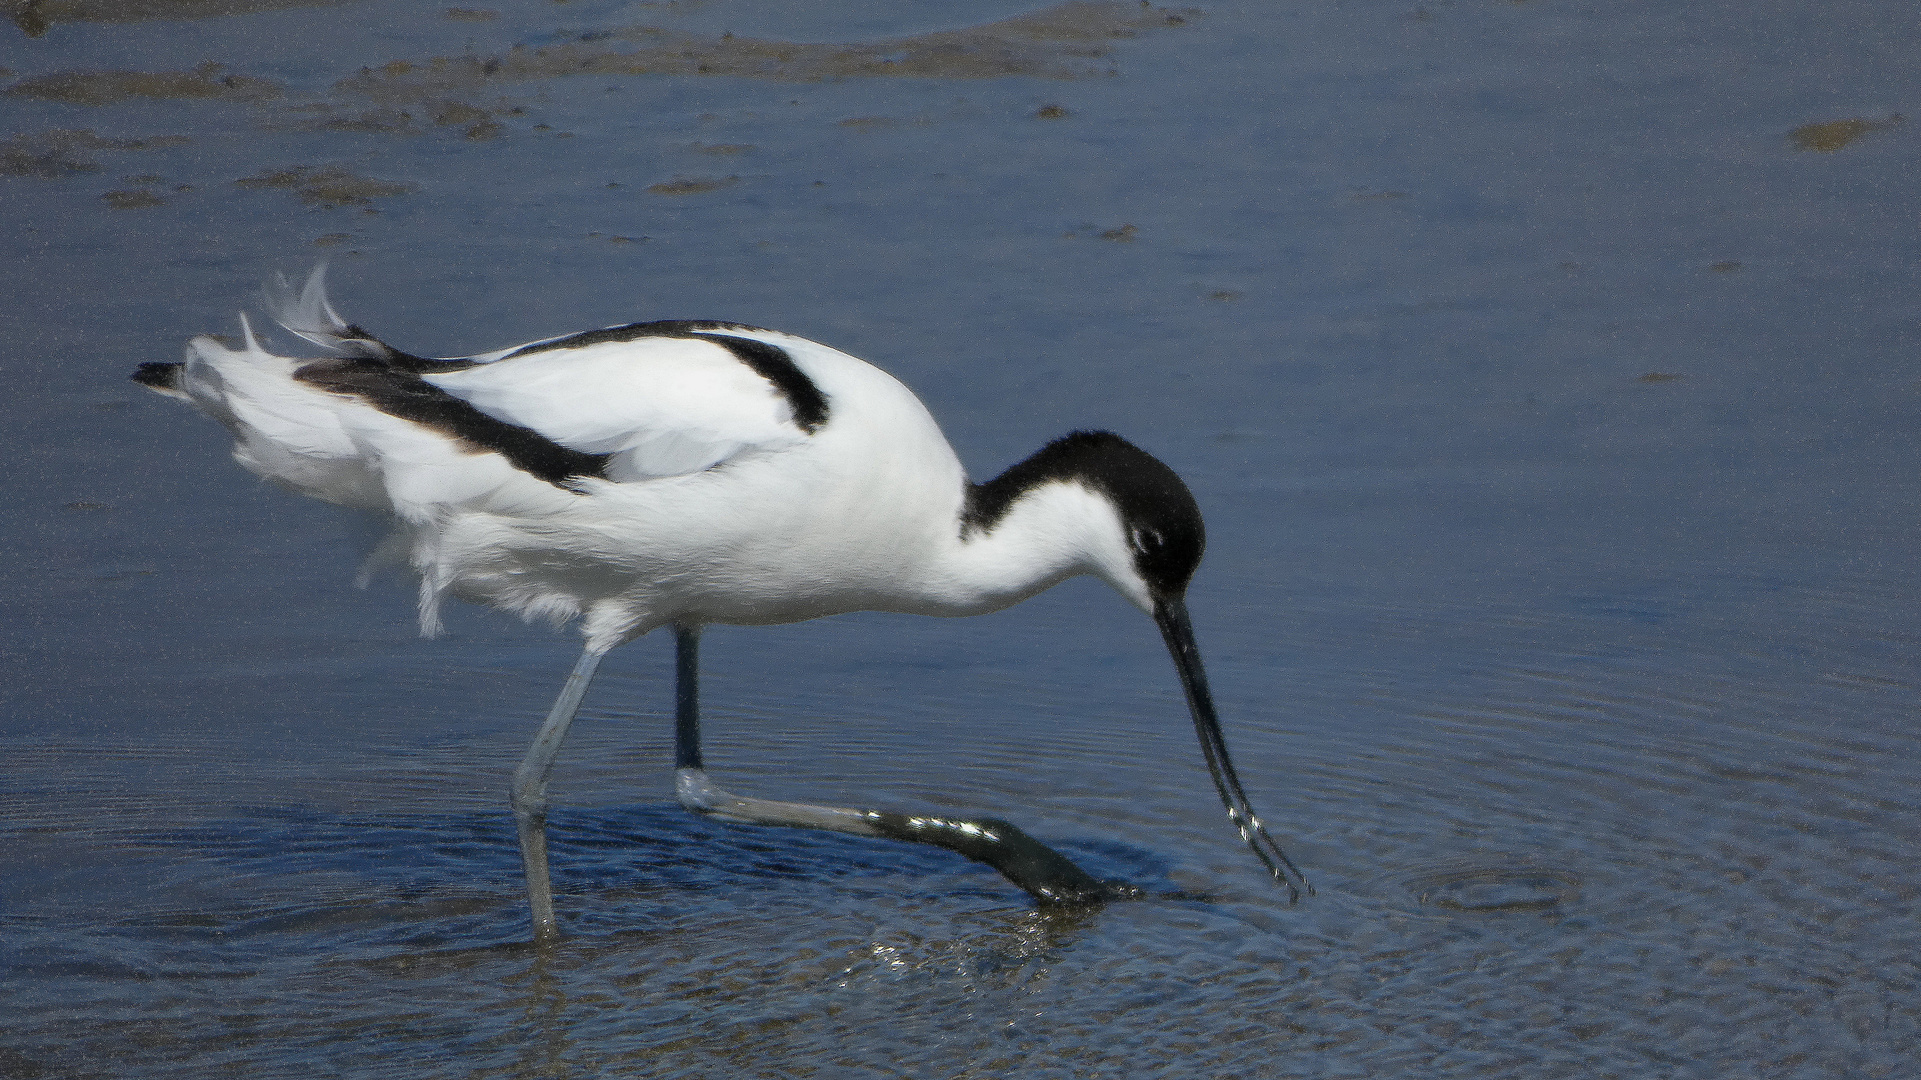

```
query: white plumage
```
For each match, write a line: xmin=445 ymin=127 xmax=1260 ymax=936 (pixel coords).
xmin=135 ymin=267 xmax=1307 ymax=938
xmin=170 ymin=271 xmax=1115 ymax=646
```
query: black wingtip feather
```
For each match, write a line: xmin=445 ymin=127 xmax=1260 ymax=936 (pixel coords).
xmin=131 ymin=361 xmax=184 ymax=392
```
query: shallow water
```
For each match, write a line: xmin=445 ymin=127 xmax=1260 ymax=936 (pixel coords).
xmin=4 ymin=1 xmax=1919 ymax=1076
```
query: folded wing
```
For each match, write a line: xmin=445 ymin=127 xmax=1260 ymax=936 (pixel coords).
xmin=423 ymin=332 xmax=811 ymax=482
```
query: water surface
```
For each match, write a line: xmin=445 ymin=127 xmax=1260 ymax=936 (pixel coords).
xmin=3 ymin=1 xmax=1918 ymax=1076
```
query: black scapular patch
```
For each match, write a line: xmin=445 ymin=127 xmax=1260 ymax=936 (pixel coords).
xmin=295 ymin=357 xmax=609 ymax=487
xmin=503 ymin=320 xmax=829 ymax=434
xmin=333 ymin=324 xmax=469 ymax=372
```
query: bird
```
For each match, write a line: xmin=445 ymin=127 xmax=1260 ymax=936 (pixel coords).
xmin=132 ymin=266 xmax=1310 ymax=940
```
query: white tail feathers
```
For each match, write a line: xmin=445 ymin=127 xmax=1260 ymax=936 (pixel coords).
xmin=263 ymin=263 xmax=391 ymax=359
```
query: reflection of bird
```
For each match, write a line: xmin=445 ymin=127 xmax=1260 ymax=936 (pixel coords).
xmin=133 ymin=267 xmax=1308 ymax=939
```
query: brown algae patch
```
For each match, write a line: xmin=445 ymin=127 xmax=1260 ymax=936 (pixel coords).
xmin=430 ymin=101 xmax=490 ymax=127
xmin=291 ymin=106 xmax=421 ymax=134
xmin=234 ymin=164 xmax=416 ymax=208
xmin=0 ymin=129 xmax=189 ymax=177
xmin=647 ymin=175 xmax=738 ymax=195
xmin=6 ymin=0 xmax=354 ymax=36
xmin=1790 ymin=114 xmax=1902 ymax=152
xmin=331 ymin=1 xmax=1200 ymax=105
xmin=3 ymin=62 xmax=282 ymax=106
xmin=102 ymin=188 xmax=165 ymax=208
xmin=274 ymin=95 xmax=516 ymax=139
xmin=430 ymin=101 xmax=503 ymax=139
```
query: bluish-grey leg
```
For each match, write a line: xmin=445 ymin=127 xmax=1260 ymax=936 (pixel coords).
xmin=511 ymin=646 xmax=606 ymax=941
xmin=669 ymin=624 xmax=1135 ymax=904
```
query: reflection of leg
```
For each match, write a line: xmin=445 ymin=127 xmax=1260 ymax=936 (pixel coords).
xmin=670 ymin=624 xmax=1138 ymax=905
xmin=513 ymin=951 xmax=568 ymax=1075
xmin=510 ymin=646 xmax=606 ymax=941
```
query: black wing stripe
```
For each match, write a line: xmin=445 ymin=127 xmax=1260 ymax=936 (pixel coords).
xmin=501 ymin=319 xmax=767 ymax=358
xmin=502 ymin=320 xmax=830 ymax=435
xmin=334 ymin=324 xmax=474 ymax=371
xmin=695 ymin=333 xmax=829 ymax=434
xmin=294 ymin=357 xmax=608 ymax=488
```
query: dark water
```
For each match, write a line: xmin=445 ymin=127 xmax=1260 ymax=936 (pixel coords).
xmin=4 ymin=1 xmax=1919 ymax=1076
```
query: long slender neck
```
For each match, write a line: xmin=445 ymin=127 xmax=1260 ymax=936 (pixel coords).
xmin=884 ymin=430 xmax=1179 ymax=618
xmin=904 ymin=478 xmax=1131 ymax=616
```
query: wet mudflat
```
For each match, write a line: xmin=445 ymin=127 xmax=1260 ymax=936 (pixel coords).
xmin=3 ymin=1 xmax=1918 ymax=1076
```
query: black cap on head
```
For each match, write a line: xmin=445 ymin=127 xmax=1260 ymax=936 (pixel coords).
xmin=963 ymin=430 xmax=1205 ymax=600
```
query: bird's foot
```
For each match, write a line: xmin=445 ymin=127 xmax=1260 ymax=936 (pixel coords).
xmin=675 ymin=769 xmax=1139 ymax=908
xmin=863 ymin=812 xmax=1135 ymax=907
xmin=1032 ymin=877 xmax=1144 ymax=906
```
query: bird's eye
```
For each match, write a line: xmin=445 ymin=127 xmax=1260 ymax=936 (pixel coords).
xmin=1131 ymin=527 xmax=1161 ymax=552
